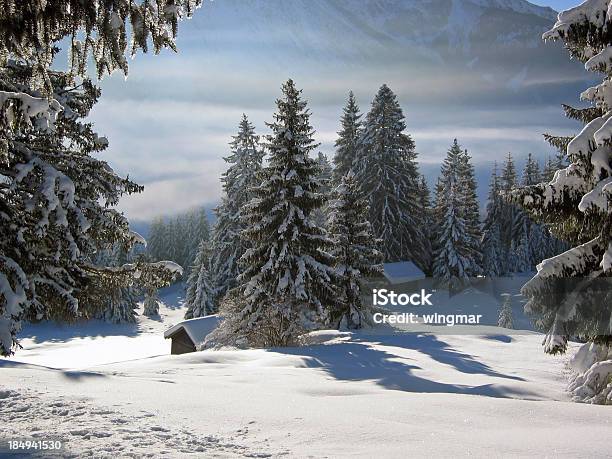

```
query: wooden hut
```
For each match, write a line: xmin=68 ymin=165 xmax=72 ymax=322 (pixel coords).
xmin=163 ymin=315 xmax=220 ymax=355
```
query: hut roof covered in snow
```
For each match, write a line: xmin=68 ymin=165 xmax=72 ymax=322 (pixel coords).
xmin=164 ymin=315 xmax=220 ymax=354
xmin=382 ymin=261 xmax=425 ymax=285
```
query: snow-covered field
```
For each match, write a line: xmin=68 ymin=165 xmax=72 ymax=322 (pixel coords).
xmin=2 ymin=284 xmax=612 ymax=458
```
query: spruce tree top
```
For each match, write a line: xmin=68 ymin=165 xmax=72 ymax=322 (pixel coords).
xmin=221 ymin=114 xmax=264 ymax=197
xmin=361 ymin=84 xmax=415 ymax=158
xmin=501 ymin=153 xmax=517 ymax=192
xmin=522 ymin=153 xmax=541 ymax=186
xmin=239 ymin=79 xmax=335 ymax=336
xmin=333 ymin=91 xmax=362 ymax=181
xmin=263 ymin=79 xmax=321 ymax=193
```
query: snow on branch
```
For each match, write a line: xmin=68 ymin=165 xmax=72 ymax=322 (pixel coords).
xmin=543 ymin=0 xmax=610 ymax=41
xmin=0 ymin=91 xmax=62 ymax=132
xmin=0 ymin=256 xmax=28 ymax=356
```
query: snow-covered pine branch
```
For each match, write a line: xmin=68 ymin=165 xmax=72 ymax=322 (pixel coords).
xmin=0 ymin=0 xmax=204 ymax=93
xmin=0 ymin=64 xmax=144 ymax=356
xmin=512 ymin=0 xmax=612 ymax=404
xmin=91 ymin=243 xmax=140 ymax=324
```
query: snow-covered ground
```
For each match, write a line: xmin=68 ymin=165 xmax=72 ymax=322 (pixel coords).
xmin=2 ymin=284 xmax=612 ymax=458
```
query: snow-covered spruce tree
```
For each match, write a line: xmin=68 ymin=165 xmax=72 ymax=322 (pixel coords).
xmin=522 ymin=153 xmax=542 ymax=186
xmin=0 ymin=65 xmax=139 ymax=354
xmin=185 ymin=240 xmax=215 ymax=319
xmin=417 ymin=175 xmax=434 ymax=275
xmin=459 ymin=148 xmax=484 ymax=275
xmin=498 ymin=294 xmax=514 ymax=329
xmin=143 ymin=287 xmax=161 ymax=317
xmin=210 ymin=114 xmax=264 ymax=305
xmin=147 ymin=217 xmax=166 ymax=261
xmin=353 ymin=84 xmax=428 ymax=268
xmin=511 ymin=2 xmax=612 ymax=403
xmin=328 ymin=171 xmax=383 ymax=329
xmin=520 ymin=154 xmax=556 ymax=269
xmin=217 ymin=79 xmax=336 ymax=348
xmin=332 ymin=91 xmax=362 ymax=183
xmin=432 ymin=140 xmax=481 ymax=287
xmin=312 ymin=152 xmax=333 ymax=227
xmin=499 ymin=153 xmax=519 ymax=273
xmin=433 ymin=185 xmax=469 ymax=287
xmin=482 ymin=164 xmax=504 ymax=276
xmin=186 ymin=208 xmax=211 ymax=273
xmin=0 ymin=2 xmax=200 ymax=355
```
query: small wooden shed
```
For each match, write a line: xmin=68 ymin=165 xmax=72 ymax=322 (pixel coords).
xmin=163 ymin=315 xmax=220 ymax=355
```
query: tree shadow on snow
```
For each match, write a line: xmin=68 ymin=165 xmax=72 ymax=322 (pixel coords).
xmin=353 ymin=333 xmax=525 ymax=381
xmin=16 ymin=319 xmax=143 ymax=344
xmin=481 ymin=334 xmax=513 ymax=343
xmin=16 ymin=283 xmax=187 ymax=344
xmin=0 ymin=359 xmax=106 ymax=380
xmin=158 ymin=283 xmax=187 ymax=310
xmin=275 ymin=332 xmax=537 ymax=400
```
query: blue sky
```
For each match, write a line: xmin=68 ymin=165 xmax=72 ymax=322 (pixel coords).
xmin=532 ymin=0 xmax=579 ymax=11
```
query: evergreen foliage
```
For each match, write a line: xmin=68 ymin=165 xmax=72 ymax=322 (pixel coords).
xmin=417 ymin=175 xmax=434 ymax=275
xmin=432 ymin=140 xmax=482 ymax=286
xmin=328 ymin=171 xmax=382 ymax=329
xmin=210 ymin=115 xmax=264 ymax=304
xmin=498 ymin=294 xmax=514 ymax=329
xmin=217 ymin=79 xmax=336 ymax=347
xmin=312 ymin=152 xmax=333 ymax=227
xmin=185 ymin=240 xmax=215 ymax=319
xmin=92 ymin=244 xmax=141 ymax=324
xmin=146 ymin=208 xmax=210 ymax=276
xmin=353 ymin=84 xmax=428 ymax=269
xmin=459 ymin=148 xmax=484 ymax=274
xmin=332 ymin=91 xmax=362 ymax=183
xmin=143 ymin=287 xmax=161 ymax=317
xmin=482 ymin=164 xmax=504 ymax=276
xmin=0 ymin=0 xmax=198 ymax=355
xmin=0 ymin=0 xmax=202 ymax=93
xmin=512 ymin=2 xmax=612 ymax=402
xmin=0 ymin=64 xmax=155 ymax=356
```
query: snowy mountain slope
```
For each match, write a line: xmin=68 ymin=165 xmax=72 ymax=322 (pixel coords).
xmin=3 ymin=286 xmax=612 ymax=457
xmin=188 ymin=0 xmax=564 ymax=74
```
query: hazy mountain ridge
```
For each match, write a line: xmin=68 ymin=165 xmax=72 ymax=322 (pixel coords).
xmin=186 ymin=0 xmax=575 ymax=91
xmin=194 ymin=0 xmax=558 ymax=57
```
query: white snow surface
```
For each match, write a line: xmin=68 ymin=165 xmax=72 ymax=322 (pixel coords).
xmin=2 ymin=283 xmax=612 ymax=457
